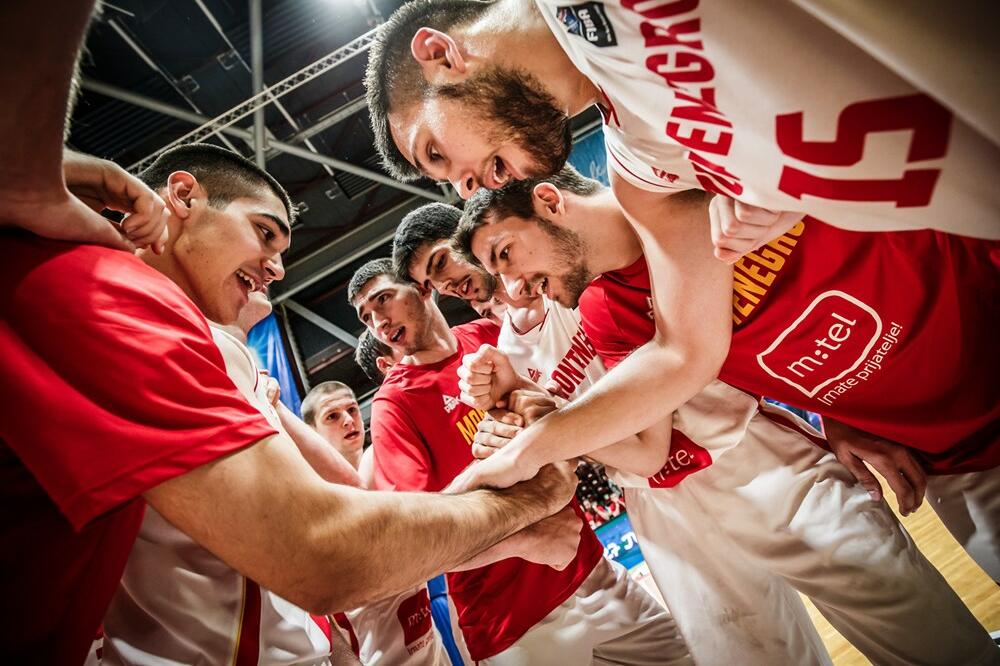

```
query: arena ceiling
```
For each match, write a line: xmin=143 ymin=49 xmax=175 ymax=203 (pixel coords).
xmin=69 ymin=0 xmax=601 ymax=402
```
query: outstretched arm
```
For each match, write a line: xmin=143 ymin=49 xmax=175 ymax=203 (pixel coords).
xmin=455 ymin=186 xmax=730 ymax=488
xmin=145 ymin=432 xmax=578 ymax=613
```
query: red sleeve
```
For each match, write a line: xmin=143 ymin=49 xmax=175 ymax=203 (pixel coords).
xmin=370 ymin=394 xmax=433 ymax=492
xmin=0 ymin=239 xmax=277 ymax=530
xmin=579 ymin=287 xmax=628 ymax=370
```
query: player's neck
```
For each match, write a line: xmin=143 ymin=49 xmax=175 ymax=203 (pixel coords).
xmin=570 ymin=190 xmax=643 ymax=275
xmin=399 ymin=312 xmax=458 ymax=366
xmin=469 ymin=0 xmax=599 ymax=115
xmin=508 ymin=298 xmax=546 ymax=334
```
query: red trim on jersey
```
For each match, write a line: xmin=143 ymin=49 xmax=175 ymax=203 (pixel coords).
xmin=333 ymin=612 xmax=361 ymax=657
xmin=310 ymin=614 xmax=334 ymax=652
xmin=606 ymin=144 xmax=668 ymax=189
xmin=234 ymin=580 xmax=262 ymax=666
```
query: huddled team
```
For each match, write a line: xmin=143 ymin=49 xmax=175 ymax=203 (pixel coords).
xmin=1 ymin=0 xmax=998 ymax=665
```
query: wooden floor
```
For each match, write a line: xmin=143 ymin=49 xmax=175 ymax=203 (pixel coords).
xmin=803 ymin=478 xmax=999 ymax=664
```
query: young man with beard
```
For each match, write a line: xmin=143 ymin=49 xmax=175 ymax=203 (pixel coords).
xmin=364 ymin=0 xmax=1000 ymax=528
xmin=350 ymin=258 xmax=690 ymax=665
xmin=451 ymin=169 xmax=998 ymax=665
xmin=454 ymin=165 xmax=1000 ymax=581
xmin=393 ymin=202 xmax=545 ymax=339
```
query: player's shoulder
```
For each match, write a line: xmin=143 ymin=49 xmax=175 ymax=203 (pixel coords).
xmin=453 ymin=318 xmax=501 ymax=348
xmin=7 ymin=235 xmax=206 ymax=334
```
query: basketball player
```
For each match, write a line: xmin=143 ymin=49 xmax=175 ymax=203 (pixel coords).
xmin=302 ymin=380 xmax=464 ymax=665
xmin=348 ymin=333 xmax=473 ymax=665
xmin=350 ymin=258 xmax=691 ymax=665
xmin=356 ymin=330 xmax=402 ymax=383
xmin=101 ymin=291 xmax=364 ymax=664
xmin=393 ymin=202 xmax=545 ymax=343
xmin=454 ymin=166 xmax=1000 ymax=580
xmin=452 ymin=176 xmax=997 ymax=664
xmin=363 ymin=0 xmax=1000 ymax=531
xmin=365 ymin=0 xmax=999 ymax=244
xmin=1 ymin=135 xmax=578 ymax=664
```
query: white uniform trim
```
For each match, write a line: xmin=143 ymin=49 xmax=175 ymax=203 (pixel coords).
xmin=101 ymin=327 xmax=333 ymax=666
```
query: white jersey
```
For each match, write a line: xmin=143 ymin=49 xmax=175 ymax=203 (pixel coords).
xmin=535 ymin=0 xmax=1000 ymax=239
xmin=101 ymin=327 xmax=335 ymax=665
xmin=341 ymin=586 xmax=447 ymax=665
xmin=497 ymin=298 xmax=606 ymax=400
xmin=498 ymin=299 xmax=755 ymax=487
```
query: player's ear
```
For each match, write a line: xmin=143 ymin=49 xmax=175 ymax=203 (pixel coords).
xmin=376 ymin=356 xmax=393 ymax=374
xmin=164 ymin=171 xmax=201 ymax=222
xmin=414 ymin=281 xmax=434 ymax=299
xmin=532 ymin=182 xmax=566 ymax=219
xmin=411 ymin=27 xmax=468 ymax=83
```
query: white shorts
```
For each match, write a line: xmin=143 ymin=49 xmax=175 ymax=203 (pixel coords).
xmin=624 ymin=403 xmax=997 ymax=666
xmin=481 ymin=558 xmax=691 ymax=666
xmin=926 ymin=466 xmax=1000 ymax=583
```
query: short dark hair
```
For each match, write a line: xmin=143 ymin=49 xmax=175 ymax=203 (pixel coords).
xmin=138 ymin=143 xmax=295 ymax=224
xmin=301 ymin=380 xmax=356 ymax=427
xmin=355 ymin=329 xmax=393 ymax=383
xmin=454 ymin=164 xmax=601 ymax=265
xmin=348 ymin=257 xmax=397 ymax=304
xmin=364 ymin=0 xmax=492 ymax=181
xmin=392 ymin=203 xmax=463 ymax=281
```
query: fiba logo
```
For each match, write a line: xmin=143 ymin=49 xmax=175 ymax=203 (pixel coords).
xmin=756 ymin=291 xmax=882 ymax=397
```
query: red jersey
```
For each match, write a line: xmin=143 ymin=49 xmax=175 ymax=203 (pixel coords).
xmin=370 ymin=320 xmax=603 ymax=660
xmin=0 ymin=234 xmax=277 ymax=665
xmin=720 ymin=219 xmax=1000 ymax=473
xmin=578 ymin=257 xmax=760 ymax=488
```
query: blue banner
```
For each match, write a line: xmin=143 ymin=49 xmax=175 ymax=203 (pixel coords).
xmin=568 ymin=128 xmax=610 ymax=186
xmin=247 ymin=313 xmax=303 ymax=417
xmin=593 ymin=512 xmax=645 ymax=570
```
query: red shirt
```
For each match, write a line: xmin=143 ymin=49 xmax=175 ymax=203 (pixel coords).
xmin=578 ymin=257 xmax=728 ymax=487
xmin=0 ymin=235 xmax=277 ymax=665
xmin=721 ymin=219 xmax=999 ymax=473
xmin=581 ymin=223 xmax=999 ymax=474
xmin=370 ymin=320 xmax=603 ymax=660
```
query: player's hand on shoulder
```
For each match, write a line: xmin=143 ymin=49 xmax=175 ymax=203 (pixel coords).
xmin=824 ymin=417 xmax=927 ymax=516
xmin=709 ymin=196 xmax=803 ymax=264
xmin=4 ymin=149 xmax=169 ymax=254
xmin=262 ymin=373 xmax=281 ymax=407
xmin=517 ymin=506 xmax=583 ymax=571
xmin=457 ymin=344 xmax=520 ymax=410
xmin=63 ymin=149 xmax=169 ymax=254
xmin=472 ymin=409 xmax=524 ymax=460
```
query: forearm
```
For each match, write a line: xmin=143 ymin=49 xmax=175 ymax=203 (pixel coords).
xmin=317 ymin=483 xmax=554 ymax=609
xmin=511 ymin=340 xmax=712 ymax=470
xmin=587 ymin=427 xmax=671 ymax=478
xmin=147 ymin=433 xmax=559 ymax=614
xmin=450 ymin=529 xmax=527 ymax=571
xmin=277 ymin=402 xmax=362 ymax=487
xmin=0 ymin=0 xmax=96 ymax=209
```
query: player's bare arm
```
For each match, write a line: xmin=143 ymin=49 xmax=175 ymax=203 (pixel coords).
xmin=467 ymin=387 xmax=671 ymax=480
xmin=456 ymin=188 xmax=729 ymax=488
xmin=450 ymin=504 xmax=582 ymax=572
xmin=0 ymin=0 xmax=166 ymax=253
xmin=144 ymin=430 xmax=576 ymax=612
xmin=276 ymin=401 xmax=364 ymax=488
